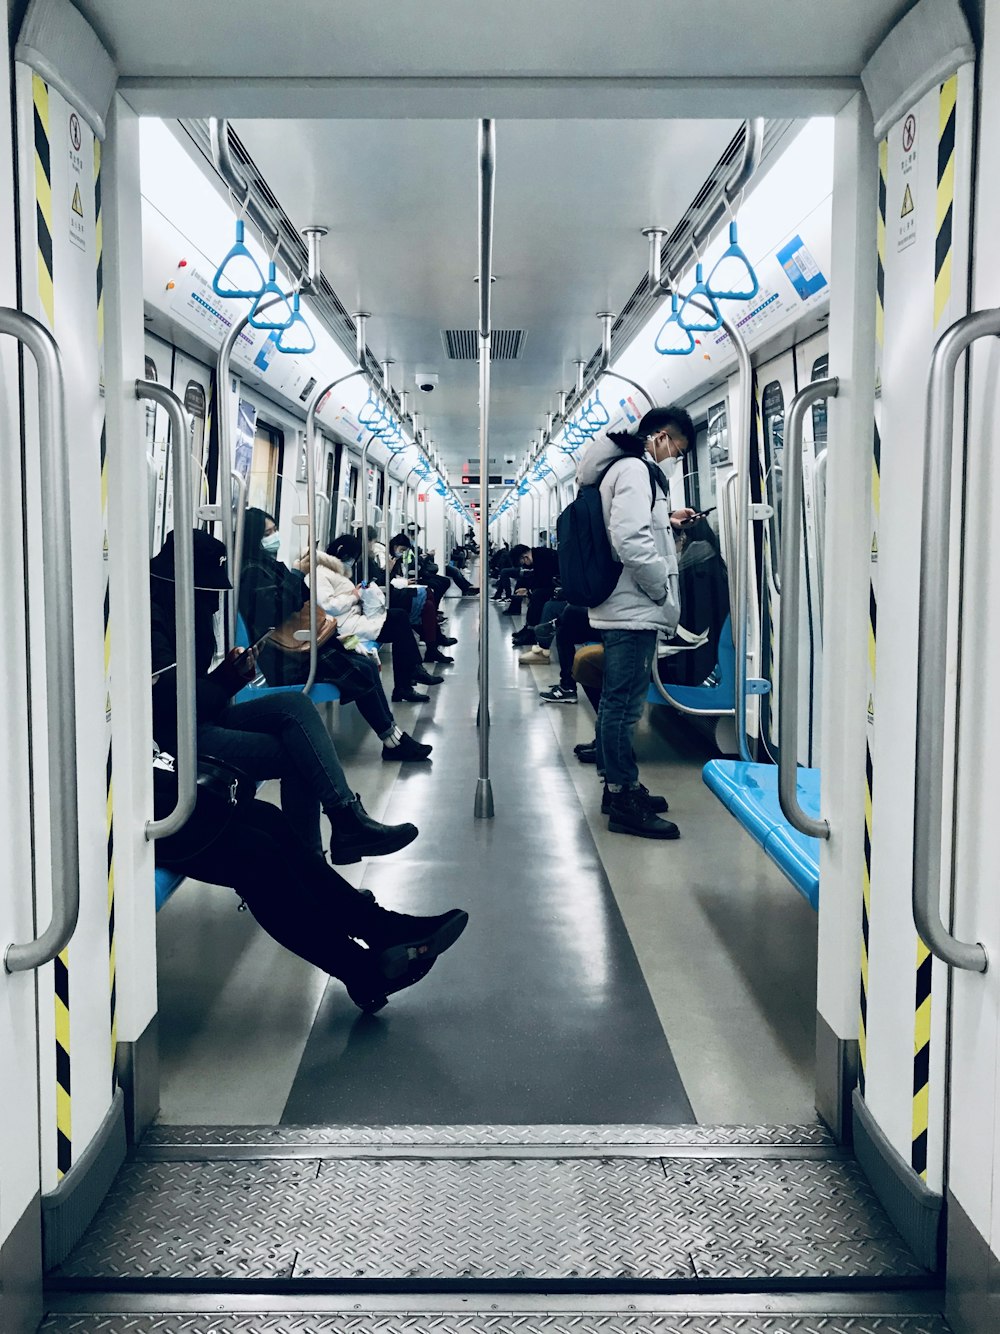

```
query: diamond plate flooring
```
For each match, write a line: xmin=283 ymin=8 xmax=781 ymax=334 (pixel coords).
xmin=140 ymin=1122 xmax=835 ymax=1149
xmin=38 ymin=1310 xmax=952 ymax=1334
xmin=54 ymin=1154 xmax=925 ymax=1282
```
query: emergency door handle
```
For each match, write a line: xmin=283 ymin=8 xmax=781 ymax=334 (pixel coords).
xmin=138 ymin=381 xmax=198 ymax=841
xmin=913 ymin=312 xmax=1000 ymax=973
xmin=777 ymin=377 xmax=838 ymax=840
xmin=1 ymin=310 xmax=81 ymax=973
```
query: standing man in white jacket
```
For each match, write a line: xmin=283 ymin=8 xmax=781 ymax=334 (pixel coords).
xmin=576 ymin=405 xmax=696 ymax=838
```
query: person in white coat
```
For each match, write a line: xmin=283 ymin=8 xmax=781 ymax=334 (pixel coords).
xmin=576 ymin=404 xmax=696 ymax=839
xmin=306 ymin=538 xmax=444 ymax=704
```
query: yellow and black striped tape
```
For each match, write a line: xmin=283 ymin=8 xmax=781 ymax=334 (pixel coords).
xmin=860 ymin=136 xmax=888 ymax=1099
xmin=909 ymin=74 xmax=958 ymax=1181
xmin=95 ymin=137 xmax=118 ymax=1091
xmin=35 ymin=71 xmax=71 ymax=1175
xmin=33 ymin=74 xmax=54 ymax=327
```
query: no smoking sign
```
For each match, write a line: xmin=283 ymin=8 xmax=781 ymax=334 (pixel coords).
xmin=902 ymin=114 xmax=916 ymax=153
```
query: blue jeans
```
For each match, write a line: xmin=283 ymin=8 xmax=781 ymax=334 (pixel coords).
xmin=534 ymin=600 xmax=568 ymax=649
xmin=198 ymin=691 xmax=354 ymax=858
xmin=595 ymin=628 xmax=657 ymax=788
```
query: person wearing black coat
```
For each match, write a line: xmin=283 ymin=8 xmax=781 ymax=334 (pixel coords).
xmin=506 ymin=546 xmax=562 ymax=645
xmin=238 ymin=509 xmax=436 ymax=752
xmin=150 ymin=529 xmax=418 ymax=864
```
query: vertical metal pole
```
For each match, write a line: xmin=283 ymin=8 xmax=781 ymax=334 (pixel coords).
xmin=359 ymin=440 xmax=372 ymax=583
xmin=476 ymin=118 xmax=496 ymax=818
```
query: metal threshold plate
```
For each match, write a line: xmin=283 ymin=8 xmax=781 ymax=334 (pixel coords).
xmin=55 ymin=1153 xmax=926 ymax=1283
xmin=38 ymin=1305 xmax=951 ymax=1334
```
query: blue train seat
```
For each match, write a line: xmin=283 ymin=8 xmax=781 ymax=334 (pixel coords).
xmin=702 ymin=759 xmax=821 ymax=910
xmin=155 ymin=866 xmax=185 ymax=910
xmin=647 ymin=615 xmax=735 ymax=712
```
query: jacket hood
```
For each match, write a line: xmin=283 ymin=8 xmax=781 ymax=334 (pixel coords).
xmin=577 ymin=433 xmax=645 ymax=487
xmin=315 ymin=552 xmax=349 ymax=576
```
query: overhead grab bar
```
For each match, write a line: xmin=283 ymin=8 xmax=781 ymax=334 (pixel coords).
xmin=138 ymin=381 xmax=198 ymax=842
xmin=912 ymin=310 xmax=998 ymax=974
xmin=1 ymin=310 xmax=81 ymax=974
xmin=777 ymin=377 xmax=838 ymax=840
xmin=476 ymin=118 xmax=496 ymax=819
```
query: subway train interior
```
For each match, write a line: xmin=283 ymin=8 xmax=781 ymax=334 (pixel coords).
xmin=3 ymin=1 xmax=1000 ymax=1332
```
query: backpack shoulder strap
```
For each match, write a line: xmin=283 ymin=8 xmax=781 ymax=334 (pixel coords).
xmin=596 ymin=454 xmax=666 ymax=508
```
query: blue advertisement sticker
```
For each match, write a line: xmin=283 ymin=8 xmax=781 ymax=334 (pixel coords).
xmin=776 ymin=235 xmax=827 ymax=300
xmin=254 ymin=330 xmax=280 ymax=372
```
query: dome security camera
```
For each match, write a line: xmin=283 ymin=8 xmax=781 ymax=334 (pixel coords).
xmin=415 ymin=371 xmax=439 ymax=393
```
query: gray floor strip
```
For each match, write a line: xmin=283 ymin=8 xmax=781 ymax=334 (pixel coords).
xmin=38 ymin=1304 xmax=951 ymax=1333
xmin=280 ymin=600 xmax=694 ymax=1125
xmin=53 ymin=1155 xmax=925 ymax=1283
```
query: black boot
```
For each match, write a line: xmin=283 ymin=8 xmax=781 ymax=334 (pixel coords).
xmin=438 ymin=634 xmax=458 ymax=646
xmin=424 ymin=649 xmax=453 ymax=665
xmin=606 ymin=787 xmax=679 ymax=839
xmin=382 ymin=731 xmax=433 ymax=762
xmin=601 ymin=782 xmax=668 ymax=815
xmin=346 ymin=957 xmax=437 ymax=1014
xmin=412 ymin=667 xmax=445 ymax=684
xmin=392 ymin=687 xmax=429 ymax=703
xmin=360 ymin=907 xmax=470 ymax=983
xmin=327 ymin=795 xmax=418 ymax=865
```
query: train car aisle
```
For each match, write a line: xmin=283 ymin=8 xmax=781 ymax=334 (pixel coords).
xmin=280 ymin=593 xmax=693 ymax=1123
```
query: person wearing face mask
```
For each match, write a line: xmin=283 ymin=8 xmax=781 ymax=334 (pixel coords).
xmin=149 ymin=529 xmax=420 ymax=864
xmin=238 ymin=510 xmax=432 ymax=762
xmin=575 ymin=405 xmax=696 ymax=840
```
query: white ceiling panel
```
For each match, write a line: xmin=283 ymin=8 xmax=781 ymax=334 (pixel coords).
xmin=232 ymin=116 xmax=743 ymax=468
xmin=78 ymin=0 xmax=909 ymax=82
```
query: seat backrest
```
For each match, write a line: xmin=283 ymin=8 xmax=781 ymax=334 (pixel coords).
xmin=235 ymin=613 xmax=250 ymax=649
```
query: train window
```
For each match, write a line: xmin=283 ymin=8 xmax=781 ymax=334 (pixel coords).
xmin=685 ymin=426 xmax=704 ymax=512
xmin=810 ymin=354 xmax=829 ymax=452
xmin=708 ymin=401 xmax=728 ymax=468
xmin=761 ymin=380 xmax=785 ymax=589
xmin=247 ymin=419 xmax=285 ymax=517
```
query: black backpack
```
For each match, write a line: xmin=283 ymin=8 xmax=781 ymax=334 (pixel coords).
xmin=556 ymin=456 xmax=667 ymax=608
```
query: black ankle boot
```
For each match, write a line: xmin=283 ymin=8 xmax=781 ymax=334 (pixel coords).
xmin=606 ymin=787 xmax=680 ymax=840
xmin=360 ymin=907 xmax=470 ymax=982
xmin=346 ymin=956 xmax=437 ymax=1014
xmin=327 ymin=796 xmax=418 ymax=864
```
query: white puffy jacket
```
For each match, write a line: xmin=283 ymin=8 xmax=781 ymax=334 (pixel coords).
xmin=309 ymin=553 xmax=387 ymax=641
xmin=576 ymin=435 xmax=681 ymax=634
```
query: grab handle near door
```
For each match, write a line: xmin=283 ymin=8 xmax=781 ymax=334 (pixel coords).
xmin=777 ymin=377 xmax=838 ymax=840
xmin=1 ymin=309 xmax=80 ymax=973
xmin=138 ymin=381 xmax=198 ymax=841
xmin=912 ymin=311 xmax=999 ymax=973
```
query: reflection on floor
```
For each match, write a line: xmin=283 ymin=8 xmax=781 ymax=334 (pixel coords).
xmin=155 ymin=587 xmax=817 ymax=1127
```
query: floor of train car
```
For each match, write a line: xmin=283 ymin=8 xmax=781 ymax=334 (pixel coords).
xmin=154 ymin=582 xmax=818 ymax=1127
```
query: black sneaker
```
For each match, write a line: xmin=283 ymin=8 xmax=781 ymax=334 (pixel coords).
xmin=606 ymin=787 xmax=679 ymax=839
xmin=382 ymin=731 xmax=433 ymax=761
xmin=601 ymin=782 xmax=668 ymax=815
xmin=328 ymin=796 xmax=419 ymax=864
xmin=539 ymin=683 xmax=578 ymax=704
xmin=574 ymin=741 xmax=598 ymax=765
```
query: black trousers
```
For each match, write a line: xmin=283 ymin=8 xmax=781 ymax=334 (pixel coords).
xmin=376 ymin=608 xmax=422 ymax=684
xmin=556 ymin=605 xmax=595 ymax=689
xmin=157 ymin=800 xmax=379 ymax=986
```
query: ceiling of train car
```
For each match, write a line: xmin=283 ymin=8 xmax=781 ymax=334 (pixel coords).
xmin=231 ymin=117 xmax=742 ymax=471
xmin=79 ymin=0 xmax=910 ymax=84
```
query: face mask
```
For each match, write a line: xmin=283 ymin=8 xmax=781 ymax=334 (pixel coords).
xmin=659 ymin=455 xmax=680 ymax=482
xmin=261 ymin=533 xmax=281 ymax=555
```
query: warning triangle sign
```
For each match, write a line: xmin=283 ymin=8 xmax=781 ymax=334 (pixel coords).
xmin=71 ymin=183 xmax=84 ymax=217
xmin=900 ymin=183 xmax=914 ymax=218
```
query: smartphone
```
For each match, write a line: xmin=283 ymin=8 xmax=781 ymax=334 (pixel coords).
xmin=244 ymin=627 xmax=275 ymax=657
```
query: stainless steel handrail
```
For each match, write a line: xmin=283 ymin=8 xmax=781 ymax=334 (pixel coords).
xmin=230 ymin=468 xmax=248 ymax=600
xmin=777 ymin=377 xmax=838 ymax=840
xmin=813 ymin=448 xmax=828 ymax=624
xmin=359 ymin=440 xmax=373 ymax=583
xmin=2 ymin=311 xmax=81 ymax=973
xmin=649 ymin=649 xmax=735 ymax=717
xmin=912 ymin=311 xmax=998 ymax=974
xmin=476 ymin=118 xmax=496 ymax=818
xmin=139 ymin=381 xmax=198 ymax=841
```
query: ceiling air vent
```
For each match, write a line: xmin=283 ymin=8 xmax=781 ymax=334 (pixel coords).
xmin=444 ymin=329 xmax=526 ymax=360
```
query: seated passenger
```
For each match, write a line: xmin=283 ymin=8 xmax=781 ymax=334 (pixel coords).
xmin=508 ymin=544 xmax=562 ymax=643
xmin=387 ymin=533 xmax=457 ymax=661
xmin=309 ymin=533 xmax=445 ymax=702
xmin=535 ymin=605 xmax=594 ymax=704
xmin=237 ymin=509 xmax=432 ymax=761
xmin=150 ymin=529 xmax=418 ymax=863
xmin=153 ymin=766 xmax=468 ymax=1014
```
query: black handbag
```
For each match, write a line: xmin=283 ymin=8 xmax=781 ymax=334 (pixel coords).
xmin=152 ymin=754 xmax=251 ymax=865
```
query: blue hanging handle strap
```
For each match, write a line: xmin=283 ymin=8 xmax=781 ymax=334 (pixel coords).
xmin=213 ymin=218 xmax=266 ymax=300
xmin=654 ymin=293 xmax=696 ymax=356
xmin=275 ymin=293 xmax=317 ymax=355
xmin=248 ymin=261 xmax=296 ymax=330
xmin=677 ymin=263 xmax=723 ymax=333
xmin=706 ymin=221 xmax=759 ymax=302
